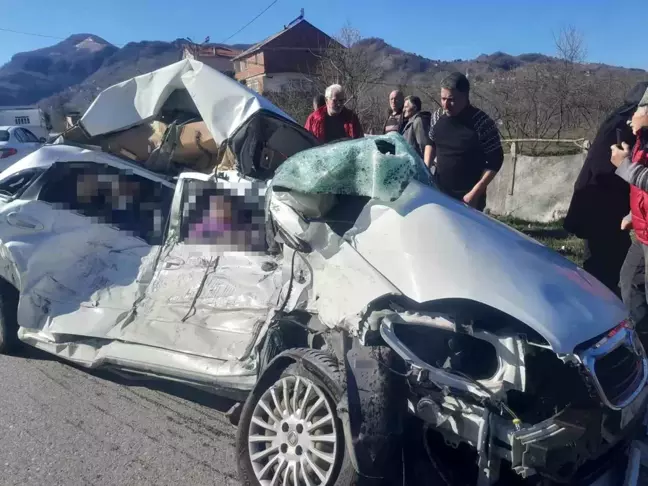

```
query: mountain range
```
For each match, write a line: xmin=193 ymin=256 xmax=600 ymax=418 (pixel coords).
xmin=1 ymin=33 xmax=645 ymax=119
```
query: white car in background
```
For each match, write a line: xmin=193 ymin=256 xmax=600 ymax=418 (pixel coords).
xmin=0 ymin=126 xmax=44 ymax=172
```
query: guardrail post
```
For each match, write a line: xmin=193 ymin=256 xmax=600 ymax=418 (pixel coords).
xmin=508 ymin=141 xmax=517 ymax=196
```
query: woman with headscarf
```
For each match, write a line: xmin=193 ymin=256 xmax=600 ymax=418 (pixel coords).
xmin=564 ymin=81 xmax=648 ymax=295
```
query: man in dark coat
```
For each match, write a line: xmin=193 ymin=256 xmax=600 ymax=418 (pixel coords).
xmin=402 ymin=95 xmax=432 ymax=157
xmin=564 ymin=81 xmax=648 ymax=296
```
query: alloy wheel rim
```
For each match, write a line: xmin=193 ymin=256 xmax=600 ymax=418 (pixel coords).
xmin=248 ymin=375 xmax=338 ymax=485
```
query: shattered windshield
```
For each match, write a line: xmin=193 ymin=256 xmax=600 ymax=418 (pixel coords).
xmin=271 ymin=133 xmax=433 ymax=202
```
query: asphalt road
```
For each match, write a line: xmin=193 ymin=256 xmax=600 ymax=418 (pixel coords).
xmin=0 ymin=347 xmax=242 ymax=486
xmin=2 ymin=348 xmax=648 ymax=486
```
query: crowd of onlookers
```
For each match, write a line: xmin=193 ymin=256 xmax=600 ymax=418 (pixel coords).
xmin=303 ymin=72 xmax=504 ymax=211
xmin=301 ymin=74 xmax=648 ymax=338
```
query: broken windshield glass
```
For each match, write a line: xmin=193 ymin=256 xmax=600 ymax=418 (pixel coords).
xmin=271 ymin=133 xmax=432 ymax=202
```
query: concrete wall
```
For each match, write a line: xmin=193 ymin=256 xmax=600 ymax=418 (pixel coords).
xmin=486 ymin=152 xmax=585 ymax=222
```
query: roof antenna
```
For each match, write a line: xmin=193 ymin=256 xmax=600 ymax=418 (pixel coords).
xmin=285 ymin=8 xmax=305 ymax=29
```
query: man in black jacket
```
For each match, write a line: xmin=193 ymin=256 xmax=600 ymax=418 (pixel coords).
xmin=564 ymin=81 xmax=648 ymax=295
xmin=423 ymin=72 xmax=503 ymax=211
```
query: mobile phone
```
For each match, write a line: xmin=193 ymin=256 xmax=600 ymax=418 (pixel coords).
xmin=616 ymin=128 xmax=623 ymax=148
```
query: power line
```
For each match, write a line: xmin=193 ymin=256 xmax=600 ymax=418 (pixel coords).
xmin=221 ymin=0 xmax=279 ymax=44
xmin=0 ymin=27 xmax=67 ymax=41
xmin=0 ymin=26 xmax=125 ymax=47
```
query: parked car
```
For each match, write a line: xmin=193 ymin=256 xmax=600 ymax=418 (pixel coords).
xmin=0 ymin=126 xmax=44 ymax=172
xmin=0 ymin=60 xmax=645 ymax=486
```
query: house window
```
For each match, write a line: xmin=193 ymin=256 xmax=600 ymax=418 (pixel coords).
xmin=248 ymin=79 xmax=260 ymax=93
xmin=15 ymin=116 xmax=30 ymax=125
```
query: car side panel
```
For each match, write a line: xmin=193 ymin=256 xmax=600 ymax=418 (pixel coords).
xmin=108 ymin=244 xmax=282 ymax=360
xmin=0 ymin=197 xmax=157 ymax=338
xmin=106 ymin=174 xmax=283 ymax=362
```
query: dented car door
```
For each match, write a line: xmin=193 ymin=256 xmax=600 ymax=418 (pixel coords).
xmin=0 ymin=160 xmax=173 ymax=339
xmin=113 ymin=172 xmax=283 ymax=362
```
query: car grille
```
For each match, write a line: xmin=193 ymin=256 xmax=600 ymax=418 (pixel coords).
xmin=594 ymin=344 xmax=644 ymax=406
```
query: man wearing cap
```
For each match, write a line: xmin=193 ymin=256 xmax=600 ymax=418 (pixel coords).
xmin=611 ymin=87 xmax=648 ymax=335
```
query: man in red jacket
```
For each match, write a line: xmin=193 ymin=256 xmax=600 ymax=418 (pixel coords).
xmin=611 ymin=87 xmax=648 ymax=333
xmin=305 ymin=84 xmax=364 ymax=143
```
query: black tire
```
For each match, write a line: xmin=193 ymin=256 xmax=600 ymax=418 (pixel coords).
xmin=236 ymin=350 xmax=357 ymax=486
xmin=0 ymin=282 xmax=20 ymax=355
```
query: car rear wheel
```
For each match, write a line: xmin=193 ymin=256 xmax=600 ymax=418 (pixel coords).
xmin=0 ymin=282 xmax=19 ymax=355
xmin=237 ymin=351 xmax=356 ymax=486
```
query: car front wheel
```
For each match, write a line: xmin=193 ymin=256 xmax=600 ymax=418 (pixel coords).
xmin=236 ymin=351 xmax=356 ymax=486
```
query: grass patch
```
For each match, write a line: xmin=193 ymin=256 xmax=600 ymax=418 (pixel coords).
xmin=494 ymin=216 xmax=585 ymax=267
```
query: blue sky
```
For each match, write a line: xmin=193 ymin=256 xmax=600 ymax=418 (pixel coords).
xmin=1 ymin=0 xmax=646 ymax=69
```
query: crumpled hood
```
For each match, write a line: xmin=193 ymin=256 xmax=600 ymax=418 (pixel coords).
xmin=348 ymin=181 xmax=628 ymax=354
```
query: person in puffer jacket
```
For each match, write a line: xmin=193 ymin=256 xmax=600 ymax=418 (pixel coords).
xmin=611 ymin=86 xmax=648 ymax=333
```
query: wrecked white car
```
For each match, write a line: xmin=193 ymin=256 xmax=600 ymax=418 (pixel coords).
xmin=0 ymin=59 xmax=646 ymax=486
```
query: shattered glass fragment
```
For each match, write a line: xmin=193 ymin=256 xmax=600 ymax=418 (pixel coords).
xmin=271 ymin=133 xmax=433 ymax=202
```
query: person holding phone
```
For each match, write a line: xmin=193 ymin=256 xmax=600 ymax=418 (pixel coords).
xmin=564 ymin=81 xmax=648 ymax=295
xmin=610 ymin=87 xmax=648 ymax=334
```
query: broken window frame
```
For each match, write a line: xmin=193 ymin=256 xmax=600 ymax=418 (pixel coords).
xmin=33 ymin=161 xmax=174 ymax=245
xmin=227 ymin=109 xmax=318 ymax=180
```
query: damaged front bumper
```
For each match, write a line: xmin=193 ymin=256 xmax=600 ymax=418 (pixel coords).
xmin=508 ymin=384 xmax=648 ymax=484
xmin=366 ymin=305 xmax=648 ymax=484
xmin=406 ymin=379 xmax=648 ymax=485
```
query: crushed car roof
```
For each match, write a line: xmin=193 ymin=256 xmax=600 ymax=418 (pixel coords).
xmin=79 ymin=59 xmax=294 ymax=144
xmin=0 ymin=145 xmax=173 ymax=185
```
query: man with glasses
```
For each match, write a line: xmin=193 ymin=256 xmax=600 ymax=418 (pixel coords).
xmin=305 ymin=84 xmax=364 ymax=143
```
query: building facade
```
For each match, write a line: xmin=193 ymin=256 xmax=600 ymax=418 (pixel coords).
xmin=182 ymin=44 xmax=240 ymax=77
xmin=233 ymin=17 xmax=334 ymax=94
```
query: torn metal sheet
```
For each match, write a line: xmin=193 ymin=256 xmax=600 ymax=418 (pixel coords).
xmin=112 ymin=249 xmax=283 ymax=361
xmin=79 ymin=59 xmax=292 ymax=144
xmin=18 ymin=328 xmax=256 ymax=392
xmin=0 ymin=197 xmax=159 ymax=338
xmin=104 ymin=173 xmax=283 ymax=361
xmin=297 ymin=224 xmax=401 ymax=331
